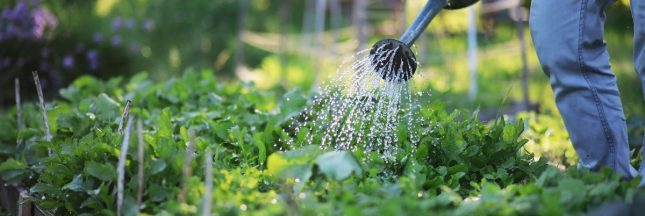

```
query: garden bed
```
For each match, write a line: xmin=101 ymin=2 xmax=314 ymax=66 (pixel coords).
xmin=0 ymin=71 xmax=643 ymax=215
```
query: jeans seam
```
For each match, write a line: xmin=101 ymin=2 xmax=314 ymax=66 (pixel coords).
xmin=577 ymin=0 xmax=616 ymax=169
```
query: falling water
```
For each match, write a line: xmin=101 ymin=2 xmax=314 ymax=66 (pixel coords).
xmin=287 ymin=45 xmax=425 ymax=163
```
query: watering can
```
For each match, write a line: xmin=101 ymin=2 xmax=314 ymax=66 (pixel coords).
xmin=370 ymin=0 xmax=479 ymax=82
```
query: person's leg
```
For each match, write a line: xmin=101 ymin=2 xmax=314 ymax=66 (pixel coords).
xmin=530 ymin=0 xmax=637 ymax=178
xmin=632 ymin=0 xmax=645 ymax=185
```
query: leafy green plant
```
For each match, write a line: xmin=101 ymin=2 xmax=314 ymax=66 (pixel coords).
xmin=0 ymin=70 xmax=642 ymax=215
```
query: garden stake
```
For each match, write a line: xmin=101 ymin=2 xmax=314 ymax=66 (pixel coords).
xmin=117 ymin=115 xmax=134 ymax=216
xmin=118 ymin=100 xmax=132 ymax=133
xmin=32 ymin=71 xmax=52 ymax=155
xmin=178 ymin=129 xmax=197 ymax=203
xmin=136 ymin=119 xmax=145 ymax=209
xmin=15 ymin=78 xmax=23 ymax=148
xmin=202 ymin=148 xmax=213 ymax=216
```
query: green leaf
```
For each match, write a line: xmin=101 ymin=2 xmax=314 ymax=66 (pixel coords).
xmin=84 ymin=161 xmax=116 ymax=181
xmin=254 ymin=133 xmax=267 ymax=163
xmin=267 ymin=146 xmax=321 ymax=187
xmin=158 ymin=108 xmax=172 ymax=137
xmin=150 ymin=159 xmax=167 ymax=175
xmin=0 ymin=159 xmax=28 ymax=183
xmin=267 ymin=154 xmax=312 ymax=180
xmin=315 ymin=151 xmax=362 ymax=181
xmin=557 ymin=178 xmax=586 ymax=205
xmin=437 ymin=166 xmax=448 ymax=177
xmin=95 ymin=93 xmax=121 ymax=121
xmin=502 ymin=124 xmax=518 ymax=143
xmin=0 ymin=159 xmax=27 ymax=171
xmin=448 ymin=164 xmax=467 ymax=174
xmin=30 ymin=183 xmax=58 ymax=194
xmin=148 ymin=184 xmax=168 ymax=202
xmin=463 ymin=145 xmax=480 ymax=157
xmin=278 ymin=88 xmax=307 ymax=124
xmin=122 ymin=196 xmax=139 ymax=216
xmin=63 ymin=174 xmax=86 ymax=192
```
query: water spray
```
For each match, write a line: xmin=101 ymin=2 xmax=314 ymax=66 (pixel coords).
xmin=287 ymin=0 xmax=479 ymax=163
xmin=370 ymin=0 xmax=479 ymax=82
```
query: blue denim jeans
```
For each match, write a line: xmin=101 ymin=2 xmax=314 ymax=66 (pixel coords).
xmin=530 ymin=0 xmax=645 ymax=184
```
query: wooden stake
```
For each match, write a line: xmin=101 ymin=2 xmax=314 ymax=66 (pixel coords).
xmin=118 ymin=100 xmax=132 ymax=133
xmin=15 ymin=78 xmax=24 ymax=148
xmin=178 ymin=130 xmax=197 ymax=203
xmin=202 ymin=148 xmax=213 ymax=216
xmin=32 ymin=71 xmax=51 ymax=155
xmin=136 ymin=119 xmax=145 ymax=210
xmin=117 ymin=115 xmax=134 ymax=216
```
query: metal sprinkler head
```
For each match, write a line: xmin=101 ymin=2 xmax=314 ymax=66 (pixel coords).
xmin=368 ymin=0 xmax=479 ymax=83
xmin=369 ymin=39 xmax=417 ymax=83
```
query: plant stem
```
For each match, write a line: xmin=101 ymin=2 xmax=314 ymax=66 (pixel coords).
xmin=136 ymin=119 xmax=145 ymax=209
xmin=178 ymin=129 xmax=197 ymax=203
xmin=202 ymin=148 xmax=213 ymax=216
xmin=15 ymin=78 xmax=24 ymax=148
xmin=32 ymin=71 xmax=52 ymax=155
xmin=117 ymin=115 xmax=134 ymax=216
xmin=118 ymin=100 xmax=132 ymax=133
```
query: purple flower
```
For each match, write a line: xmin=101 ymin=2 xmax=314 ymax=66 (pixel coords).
xmin=5 ymin=24 xmax=16 ymax=37
xmin=93 ymin=33 xmax=102 ymax=44
xmin=125 ymin=18 xmax=135 ymax=29
xmin=86 ymin=49 xmax=98 ymax=61
xmin=62 ymin=55 xmax=74 ymax=69
xmin=12 ymin=1 xmax=27 ymax=19
xmin=30 ymin=7 xmax=57 ymax=39
xmin=143 ymin=19 xmax=154 ymax=31
xmin=112 ymin=16 xmax=122 ymax=31
xmin=86 ymin=49 xmax=98 ymax=58
xmin=1 ymin=1 xmax=57 ymax=40
xmin=86 ymin=50 xmax=99 ymax=71
xmin=111 ymin=35 xmax=122 ymax=46
xmin=1 ymin=8 xmax=10 ymax=19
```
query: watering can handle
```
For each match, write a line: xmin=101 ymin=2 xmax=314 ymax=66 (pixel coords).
xmin=399 ymin=0 xmax=479 ymax=47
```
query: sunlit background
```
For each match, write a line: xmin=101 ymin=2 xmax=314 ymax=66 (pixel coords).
xmin=1 ymin=0 xmax=643 ymax=166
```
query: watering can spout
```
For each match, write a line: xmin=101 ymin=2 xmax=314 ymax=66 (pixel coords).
xmin=400 ymin=0 xmax=480 ymax=46
xmin=399 ymin=0 xmax=447 ymax=47
xmin=369 ymin=0 xmax=479 ymax=82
